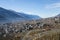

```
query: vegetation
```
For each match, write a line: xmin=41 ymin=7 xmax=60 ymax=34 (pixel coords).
xmin=0 ymin=17 xmax=60 ymax=40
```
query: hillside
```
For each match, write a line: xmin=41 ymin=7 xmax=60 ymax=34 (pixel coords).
xmin=0 ymin=15 xmax=60 ymax=40
xmin=0 ymin=7 xmax=40 ymax=23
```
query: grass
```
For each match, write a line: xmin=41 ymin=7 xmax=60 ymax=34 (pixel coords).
xmin=23 ymin=29 xmax=60 ymax=40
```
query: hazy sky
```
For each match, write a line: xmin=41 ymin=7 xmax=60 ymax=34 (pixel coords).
xmin=0 ymin=0 xmax=60 ymax=18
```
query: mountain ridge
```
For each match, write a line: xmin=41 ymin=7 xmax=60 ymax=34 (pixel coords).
xmin=0 ymin=7 xmax=40 ymax=23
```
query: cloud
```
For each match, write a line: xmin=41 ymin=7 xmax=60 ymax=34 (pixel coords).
xmin=45 ymin=3 xmax=60 ymax=9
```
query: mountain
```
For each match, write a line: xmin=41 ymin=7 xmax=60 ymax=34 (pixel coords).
xmin=0 ymin=7 xmax=24 ymax=23
xmin=0 ymin=7 xmax=40 ymax=23
xmin=17 ymin=13 xmax=40 ymax=20
xmin=56 ymin=14 xmax=60 ymax=17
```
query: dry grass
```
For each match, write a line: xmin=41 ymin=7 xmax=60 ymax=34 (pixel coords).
xmin=23 ymin=29 xmax=60 ymax=40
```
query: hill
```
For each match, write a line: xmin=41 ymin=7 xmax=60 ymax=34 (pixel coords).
xmin=0 ymin=7 xmax=40 ymax=23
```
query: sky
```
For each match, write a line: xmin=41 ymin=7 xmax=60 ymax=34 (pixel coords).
xmin=0 ymin=0 xmax=60 ymax=18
